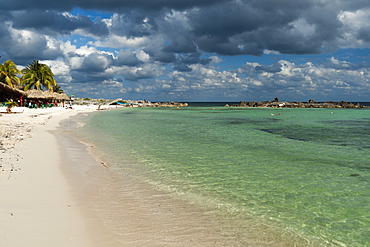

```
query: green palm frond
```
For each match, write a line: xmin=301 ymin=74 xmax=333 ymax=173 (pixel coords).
xmin=0 ymin=60 xmax=21 ymax=87
xmin=21 ymin=60 xmax=58 ymax=91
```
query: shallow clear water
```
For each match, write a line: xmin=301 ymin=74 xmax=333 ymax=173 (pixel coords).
xmin=73 ymin=107 xmax=370 ymax=246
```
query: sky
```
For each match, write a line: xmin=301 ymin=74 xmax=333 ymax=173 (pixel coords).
xmin=1 ymin=0 xmax=370 ymax=102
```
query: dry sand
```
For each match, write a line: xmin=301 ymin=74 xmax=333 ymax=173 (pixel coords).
xmin=0 ymin=106 xmax=120 ymax=247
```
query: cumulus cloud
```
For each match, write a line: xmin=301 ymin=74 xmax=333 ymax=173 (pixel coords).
xmin=1 ymin=0 xmax=370 ymax=101
xmin=338 ymin=8 xmax=370 ymax=46
xmin=236 ymin=58 xmax=370 ymax=100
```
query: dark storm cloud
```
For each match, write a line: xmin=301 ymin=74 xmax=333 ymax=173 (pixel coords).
xmin=0 ymin=22 xmax=12 ymax=48
xmin=115 ymin=50 xmax=142 ymax=66
xmin=1 ymin=0 xmax=228 ymax=11
xmin=10 ymin=10 xmax=108 ymax=37
xmin=189 ymin=1 xmax=302 ymax=38
xmin=173 ymin=64 xmax=192 ymax=72
xmin=358 ymin=27 xmax=370 ymax=42
xmin=172 ymin=53 xmax=209 ymax=71
xmin=151 ymin=51 xmax=176 ymax=63
xmin=186 ymin=0 xmax=337 ymax=55
xmin=75 ymin=53 xmax=113 ymax=72
xmin=2 ymin=0 xmax=370 ymax=58
xmin=162 ymin=37 xmax=197 ymax=54
xmin=110 ymin=12 xmax=158 ymax=37
xmin=336 ymin=0 xmax=370 ymax=10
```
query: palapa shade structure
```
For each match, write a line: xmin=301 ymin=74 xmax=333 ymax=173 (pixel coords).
xmin=24 ymin=89 xmax=47 ymax=99
xmin=0 ymin=82 xmax=26 ymax=106
xmin=2 ymin=83 xmax=71 ymax=107
xmin=53 ymin=93 xmax=70 ymax=107
xmin=43 ymin=90 xmax=57 ymax=100
xmin=57 ymin=93 xmax=70 ymax=101
xmin=0 ymin=82 xmax=26 ymax=96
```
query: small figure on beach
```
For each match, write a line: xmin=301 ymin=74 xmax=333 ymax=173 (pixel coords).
xmin=6 ymin=102 xmax=18 ymax=114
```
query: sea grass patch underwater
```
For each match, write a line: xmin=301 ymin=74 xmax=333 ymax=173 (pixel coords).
xmin=69 ymin=106 xmax=370 ymax=246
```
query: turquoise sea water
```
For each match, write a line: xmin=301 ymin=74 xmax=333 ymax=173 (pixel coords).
xmin=72 ymin=106 xmax=370 ymax=246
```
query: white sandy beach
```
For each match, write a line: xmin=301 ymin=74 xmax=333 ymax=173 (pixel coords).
xmin=0 ymin=106 xmax=120 ymax=247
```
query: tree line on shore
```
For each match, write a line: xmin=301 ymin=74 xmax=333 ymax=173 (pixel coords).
xmin=0 ymin=60 xmax=63 ymax=93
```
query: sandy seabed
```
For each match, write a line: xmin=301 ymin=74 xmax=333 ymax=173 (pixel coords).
xmin=0 ymin=106 xmax=310 ymax=247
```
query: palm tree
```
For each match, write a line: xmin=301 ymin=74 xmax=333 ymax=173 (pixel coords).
xmin=21 ymin=60 xmax=57 ymax=91
xmin=0 ymin=60 xmax=21 ymax=87
xmin=53 ymin=84 xmax=64 ymax=93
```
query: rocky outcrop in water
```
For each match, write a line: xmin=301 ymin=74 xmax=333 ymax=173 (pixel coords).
xmin=228 ymin=99 xmax=369 ymax=108
xmin=151 ymin=101 xmax=188 ymax=107
xmin=73 ymin=98 xmax=188 ymax=107
xmin=122 ymin=100 xmax=188 ymax=107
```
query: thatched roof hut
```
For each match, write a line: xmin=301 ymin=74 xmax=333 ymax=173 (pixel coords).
xmin=24 ymin=90 xmax=70 ymax=102
xmin=43 ymin=90 xmax=57 ymax=99
xmin=24 ymin=89 xmax=46 ymax=99
xmin=0 ymin=82 xmax=26 ymax=97
xmin=57 ymin=93 xmax=70 ymax=101
xmin=0 ymin=82 xmax=26 ymax=105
